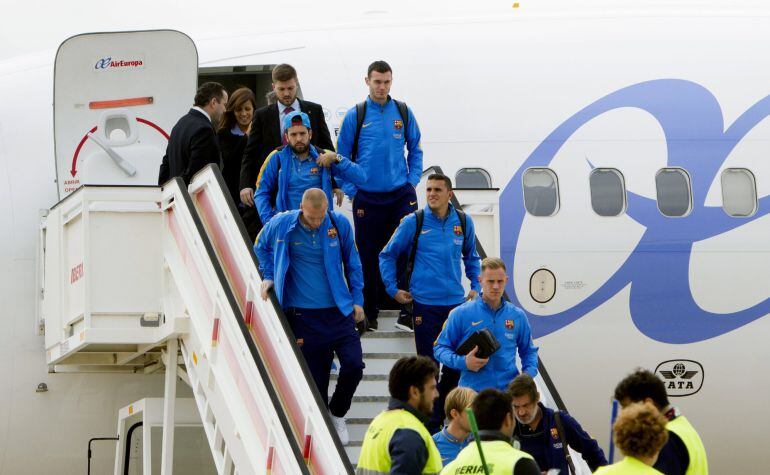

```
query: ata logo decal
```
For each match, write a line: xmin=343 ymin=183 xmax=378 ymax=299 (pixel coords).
xmin=655 ymin=360 xmax=704 ymax=397
xmin=501 ymin=79 xmax=770 ymax=344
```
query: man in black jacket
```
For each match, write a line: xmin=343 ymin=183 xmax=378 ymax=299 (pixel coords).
xmin=508 ymin=374 xmax=607 ymax=473
xmin=239 ymin=64 xmax=336 ymax=239
xmin=158 ymin=82 xmax=227 ymax=185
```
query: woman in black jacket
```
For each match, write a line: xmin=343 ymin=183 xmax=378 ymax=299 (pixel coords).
xmin=217 ymin=87 xmax=256 ymax=207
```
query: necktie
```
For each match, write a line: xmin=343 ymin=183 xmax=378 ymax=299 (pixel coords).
xmin=282 ymin=106 xmax=295 ymax=145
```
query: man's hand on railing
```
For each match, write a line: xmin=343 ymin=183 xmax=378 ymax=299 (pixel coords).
xmin=240 ymin=188 xmax=255 ymax=207
xmin=353 ymin=305 xmax=365 ymax=323
xmin=260 ymin=280 xmax=274 ymax=301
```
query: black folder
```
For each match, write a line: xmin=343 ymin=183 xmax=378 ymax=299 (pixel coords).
xmin=456 ymin=328 xmax=501 ymax=359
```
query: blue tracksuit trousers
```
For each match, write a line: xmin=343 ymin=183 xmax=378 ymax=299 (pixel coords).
xmin=352 ymin=183 xmax=418 ymax=322
xmin=288 ymin=307 xmax=364 ymax=417
xmin=413 ymin=300 xmax=461 ymax=434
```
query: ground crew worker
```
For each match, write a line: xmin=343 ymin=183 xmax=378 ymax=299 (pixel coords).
xmin=508 ymin=374 xmax=607 ymax=473
xmin=441 ymin=389 xmax=540 ymax=475
xmin=356 ymin=356 xmax=442 ymax=475
xmin=614 ymin=369 xmax=708 ymax=475
xmin=595 ymin=402 xmax=670 ymax=475
xmin=336 ymin=60 xmax=423 ymax=331
xmin=255 ymin=189 xmax=365 ymax=445
xmin=255 ymin=111 xmax=366 ymax=224
xmin=434 ymin=257 xmax=539 ymax=392
xmin=432 ymin=387 xmax=476 ymax=466
xmin=380 ymin=172 xmax=480 ymax=431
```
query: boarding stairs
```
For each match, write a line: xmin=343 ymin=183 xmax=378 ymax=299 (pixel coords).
xmin=38 ymin=163 xmax=589 ymax=473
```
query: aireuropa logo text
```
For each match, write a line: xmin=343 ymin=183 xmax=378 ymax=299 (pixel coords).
xmin=94 ymin=56 xmax=144 ymax=71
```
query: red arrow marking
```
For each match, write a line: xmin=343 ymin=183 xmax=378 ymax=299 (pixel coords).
xmin=71 ymin=126 xmax=97 ymax=177
xmin=69 ymin=118 xmax=169 ymax=177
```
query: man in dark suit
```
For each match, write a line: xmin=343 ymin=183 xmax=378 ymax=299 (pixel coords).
xmin=158 ymin=82 xmax=227 ymax=185
xmin=239 ymin=64 xmax=336 ymax=239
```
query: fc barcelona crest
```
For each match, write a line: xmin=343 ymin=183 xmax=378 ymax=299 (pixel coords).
xmin=414 ymin=316 xmax=423 ymax=326
xmin=453 ymin=225 xmax=462 ymax=236
xmin=310 ymin=167 xmax=319 ymax=175
xmin=505 ymin=319 xmax=514 ymax=330
xmin=327 ymin=228 xmax=338 ymax=238
xmin=394 ymin=119 xmax=404 ymax=130
xmin=550 ymin=428 xmax=559 ymax=440
xmin=356 ymin=209 xmax=365 ymax=218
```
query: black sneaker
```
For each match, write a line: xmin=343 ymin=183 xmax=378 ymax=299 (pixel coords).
xmin=366 ymin=318 xmax=379 ymax=332
xmin=394 ymin=313 xmax=414 ymax=333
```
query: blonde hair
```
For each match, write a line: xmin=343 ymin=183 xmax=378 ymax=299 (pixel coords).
xmin=301 ymin=188 xmax=328 ymax=209
xmin=481 ymin=257 xmax=506 ymax=272
xmin=444 ymin=387 xmax=477 ymax=421
xmin=614 ymin=402 xmax=669 ymax=459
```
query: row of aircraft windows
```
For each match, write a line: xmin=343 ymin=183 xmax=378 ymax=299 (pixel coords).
xmin=522 ymin=167 xmax=759 ymax=218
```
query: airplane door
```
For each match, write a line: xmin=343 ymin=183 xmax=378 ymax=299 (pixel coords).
xmin=54 ymin=30 xmax=198 ymax=199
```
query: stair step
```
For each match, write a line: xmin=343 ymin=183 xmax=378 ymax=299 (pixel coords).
xmin=330 ymin=373 xmax=387 ymax=381
xmin=345 ymin=400 xmax=388 ymax=418
xmin=360 ymin=335 xmax=415 ymax=353
xmin=344 ymin=444 xmax=362 ymax=465
xmin=330 ymin=378 xmax=387 ymax=397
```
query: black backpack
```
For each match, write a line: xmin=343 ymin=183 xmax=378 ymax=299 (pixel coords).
xmin=350 ymin=100 xmax=410 ymax=161
xmin=402 ymin=208 xmax=468 ymax=289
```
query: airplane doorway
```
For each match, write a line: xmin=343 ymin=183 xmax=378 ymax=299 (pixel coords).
xmin=198 ymin=65 xmax=306 ymax=108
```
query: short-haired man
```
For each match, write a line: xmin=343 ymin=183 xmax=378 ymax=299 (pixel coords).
xmin=158 ymin=82 xmax=227 ymax=184
xmin=508 ymin=374 xmax=607 ymax=473
xmin=432 ymin=387 xmax=476 ymax=466
xmin=380 ymin=172 xmax=480 ymax=431
xmin=434 ymin=258 xmax=539 ymax=392
xmin=337 ymin=60 xmax=423 ymax=331
xmin=239 ymin=64 xmax=336 ymax=239
xmin=441 ymin=389 xmax=540 ymax=475
xmin=255 ymin=111 xmax=366 ymax=224
xmin=357 ymin=356 xmax=443 ymax=475
xmin=255 ymin=189 xmax=365 ymax=444
xmin=614 ymin=369 xmax=708 ymax=475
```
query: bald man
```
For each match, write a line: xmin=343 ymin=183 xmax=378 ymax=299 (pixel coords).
xmin=254 ymin=189 xmax=365 ymax=445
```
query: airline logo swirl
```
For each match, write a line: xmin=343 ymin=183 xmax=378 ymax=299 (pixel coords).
xmin=93 ymin=55 xmax=145 ymax=71
xmin=501 ymin=79 xmax=770 ymax=344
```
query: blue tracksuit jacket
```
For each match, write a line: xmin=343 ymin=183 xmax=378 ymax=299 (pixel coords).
xmin=379 ymin=204 xmax=481 ymax=306
xmin=515 ymin=403 xmax=607 ymax=473
xmin=336 ymin=96 xmax=422 ymax=197
xmin=255 ymin=144 xmax=366 ymax=223
xmin=254 ymin=209 xmax=363 ymax=316
xmin=434 ymin=297 xmax=539 ymax=391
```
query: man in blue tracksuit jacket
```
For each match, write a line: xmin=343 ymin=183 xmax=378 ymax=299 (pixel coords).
xmin=509 ymin=374 xmax=608 ymax=473
xmin=254 ymin=188 xmax=365 ymax=444
xmin=255 ymin=111 xmax=366 ymax=224
xmin=434 ymin=257 xmax=539 ymax=392
xmin=379 ymin=173 xmax=480 ymax=432
xmin=336 ymin=60 xmax=422 ymax=331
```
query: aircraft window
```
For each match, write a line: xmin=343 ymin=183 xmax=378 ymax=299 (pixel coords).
xmin=655 ymin=168 xmax=692 ymax=217
xmin=522 ymin=168 xmax=560 ymax=217
xmin=456 ymin=168 xmax=492 ymax=188
xmin=589 ymin=168 xmax=626 ymax=216
xmin=721 ymin=168 xmax=757 ymax=217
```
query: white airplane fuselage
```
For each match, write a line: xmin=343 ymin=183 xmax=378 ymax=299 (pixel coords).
xmin=1 ymin=3 xmax=768 ymax=472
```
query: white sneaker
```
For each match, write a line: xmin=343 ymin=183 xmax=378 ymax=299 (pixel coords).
xmin=330 ymin=415 xmax=349 ymax=445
